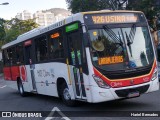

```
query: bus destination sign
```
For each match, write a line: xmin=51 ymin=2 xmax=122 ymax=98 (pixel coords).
xmin=84 ymin=13 xmax=143 ymax=25
xmin=92 ymin=15 xmax=138 ymax=24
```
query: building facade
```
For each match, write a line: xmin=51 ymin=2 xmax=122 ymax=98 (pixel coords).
xmin=33 ymin=11 xmax=57 ymax=26
xmin=15 ymin=10 xmax=33 ymax=20
xmin=15 ymin=8 xmax=71 ymax=27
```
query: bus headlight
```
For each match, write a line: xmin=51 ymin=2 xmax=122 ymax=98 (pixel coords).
xmin=151 ymin=68 xmax=158 ymax=81
xmin=92 ymin=74 xmax=110 ymax=89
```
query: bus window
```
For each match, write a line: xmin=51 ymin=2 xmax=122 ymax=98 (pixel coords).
xmin=3 ymin=49 xmax=10 ymax=66
xmin=9 ymin=47 xmax=16 ymax=65
xmin=16 ymin=44 xmax=24 ymax=64
xmin=35 ymin=36 xmax=48 ymax=62
xmin=49 ymin=30 xmax=64 ymax=59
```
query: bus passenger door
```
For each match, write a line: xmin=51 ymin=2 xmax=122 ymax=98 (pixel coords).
xmin=67 ymin=28 xmax=87 ymax=99
xmin=3 ymin=50 xmax=12 ymax=80
xmin=24 ymin=42 xmax=37 ymax=92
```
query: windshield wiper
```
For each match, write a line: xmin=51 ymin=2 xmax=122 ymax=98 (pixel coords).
xmin=125 ymin=24 xmax=136 ymax=57
xmin=103 ymin=25 xmax=123 ymax=46
xmin=126 ymin=24 xmax=136 ymax=46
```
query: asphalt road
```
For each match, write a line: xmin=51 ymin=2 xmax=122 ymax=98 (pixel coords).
xmin=0 ymin=75 xmax=160 ymax=120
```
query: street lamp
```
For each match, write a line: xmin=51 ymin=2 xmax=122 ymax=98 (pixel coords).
xmin=0 ymin=2 xmax=9 ymax=5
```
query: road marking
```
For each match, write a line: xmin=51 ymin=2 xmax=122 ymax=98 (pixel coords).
xmin=45 ymin=107 xmax=71 ymax=120
xmin=0 ymin=85 xmax=7 ymax=88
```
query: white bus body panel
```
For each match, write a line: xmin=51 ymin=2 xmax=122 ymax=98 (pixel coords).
xmin=20 ymin=65 xmax=34 ymax=92
xmin=22 ymin=63 xmax=76 ymax=97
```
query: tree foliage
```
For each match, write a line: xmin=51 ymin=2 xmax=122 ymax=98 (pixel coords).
xmin=0 ymin=18 xmax=6 ymax=46
xmin=3 ymin=18 xmax=39 ymax=44
xmin=66 ymin=0 xmax=128 ymax=13
xmin=109 ymin=0 xmax=128 ymax=10
xmin=66 ymin=0 xmax=110 ymax=13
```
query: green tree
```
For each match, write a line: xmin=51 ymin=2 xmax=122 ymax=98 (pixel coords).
xmin=0 ymin=18 xmax=6 ymax=47
xmin=110 ymin=0 xmax=128 ymax=10
xmin=66 ymin=0 xmax=110 ymax=13
xmin=4 ymin=18 xmax=39 ymax=44
xmin=66 ymin=0 xmax=129 ymax=13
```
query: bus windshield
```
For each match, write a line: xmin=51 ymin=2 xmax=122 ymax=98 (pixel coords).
xmin=88 ymin=25 xmax=154 ymax=71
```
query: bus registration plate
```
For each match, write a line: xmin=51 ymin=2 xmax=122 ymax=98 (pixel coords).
xmin=127 ymin=91 xmax=140 ymax=98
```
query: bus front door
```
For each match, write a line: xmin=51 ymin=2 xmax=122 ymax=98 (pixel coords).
xmin=67 ymin=31 xmax=86 ymax=100
xmin=24 ymin=44 xmax=37 ymax=92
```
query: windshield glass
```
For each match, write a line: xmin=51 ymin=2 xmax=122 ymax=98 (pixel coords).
xmin=88 ymin=26 xmax=154 ymax=71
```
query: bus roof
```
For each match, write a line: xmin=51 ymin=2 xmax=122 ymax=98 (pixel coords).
xmin=82 ymin=10 xmax=143 ymax=15
xmin=1 ymin=10 xmax=143 ymax=49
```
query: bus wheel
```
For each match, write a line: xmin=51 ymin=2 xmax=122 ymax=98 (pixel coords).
xmin=60 ymin=83 xmax=76 ymax=106
xmin=17 ymin=79 xmax=26 ymax=97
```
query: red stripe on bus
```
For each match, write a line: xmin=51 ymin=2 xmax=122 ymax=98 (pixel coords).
xmin=3 ymin=66 xmax=20 ymax=81
xmin=93 ymin=59 xmax=156 ymax=88
xmin=3 ymin=67 xmax=12 ymax=80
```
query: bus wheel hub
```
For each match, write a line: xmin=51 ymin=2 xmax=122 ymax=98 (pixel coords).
xmin=63 ymin=88 xmax=71 ymax=100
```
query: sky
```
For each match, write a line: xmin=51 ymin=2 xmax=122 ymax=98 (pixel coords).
xmin=0 ymin=0 xmax=68 ymax=19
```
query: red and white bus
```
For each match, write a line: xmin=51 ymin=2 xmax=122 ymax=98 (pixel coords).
xmin=2 ymin=10 xmax=159 ymax=106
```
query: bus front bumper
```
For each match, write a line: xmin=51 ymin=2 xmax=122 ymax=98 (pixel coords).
xmin=89 ymin=78 xmax=159 ymax=103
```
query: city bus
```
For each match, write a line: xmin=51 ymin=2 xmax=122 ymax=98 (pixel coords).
xmin=2 ymin=10 xmax=159 ymax=106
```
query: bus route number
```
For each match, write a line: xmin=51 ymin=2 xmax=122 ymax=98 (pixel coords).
xmin=92 ymin=15 xmax=138 ymax=24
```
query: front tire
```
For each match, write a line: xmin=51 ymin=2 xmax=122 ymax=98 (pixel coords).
xmin=60 ymin=83 xmax=76 ymax=106
xmin=17 ymin=79 xmax=26 ymax=97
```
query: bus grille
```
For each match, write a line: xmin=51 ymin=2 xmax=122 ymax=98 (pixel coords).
xmin=115 ymin=85 xmax=150 ymax=97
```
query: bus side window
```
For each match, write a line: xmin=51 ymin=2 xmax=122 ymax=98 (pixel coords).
xmin=16 ymin=44 xmax=24 ymax=64
xmin=35 ymin=36 xmax=48 ymax=62
xmin=8 ymin=48 xmax=14 ymax=65
xmin=3 ymin=50 xmax=9 ymax=66
xmin=49 ymin=30 xmax=64 ymax=59
xmin=12 ymin=47 xmax=17 ymax=65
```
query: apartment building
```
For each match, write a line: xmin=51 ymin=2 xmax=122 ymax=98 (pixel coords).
xmin=15 ymin=8 xmax=71 ymax=26
xmin=15 ymin=10 xmax=33 ymax=20
xmin=33 ymin=11 xmax=56 ymax=26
